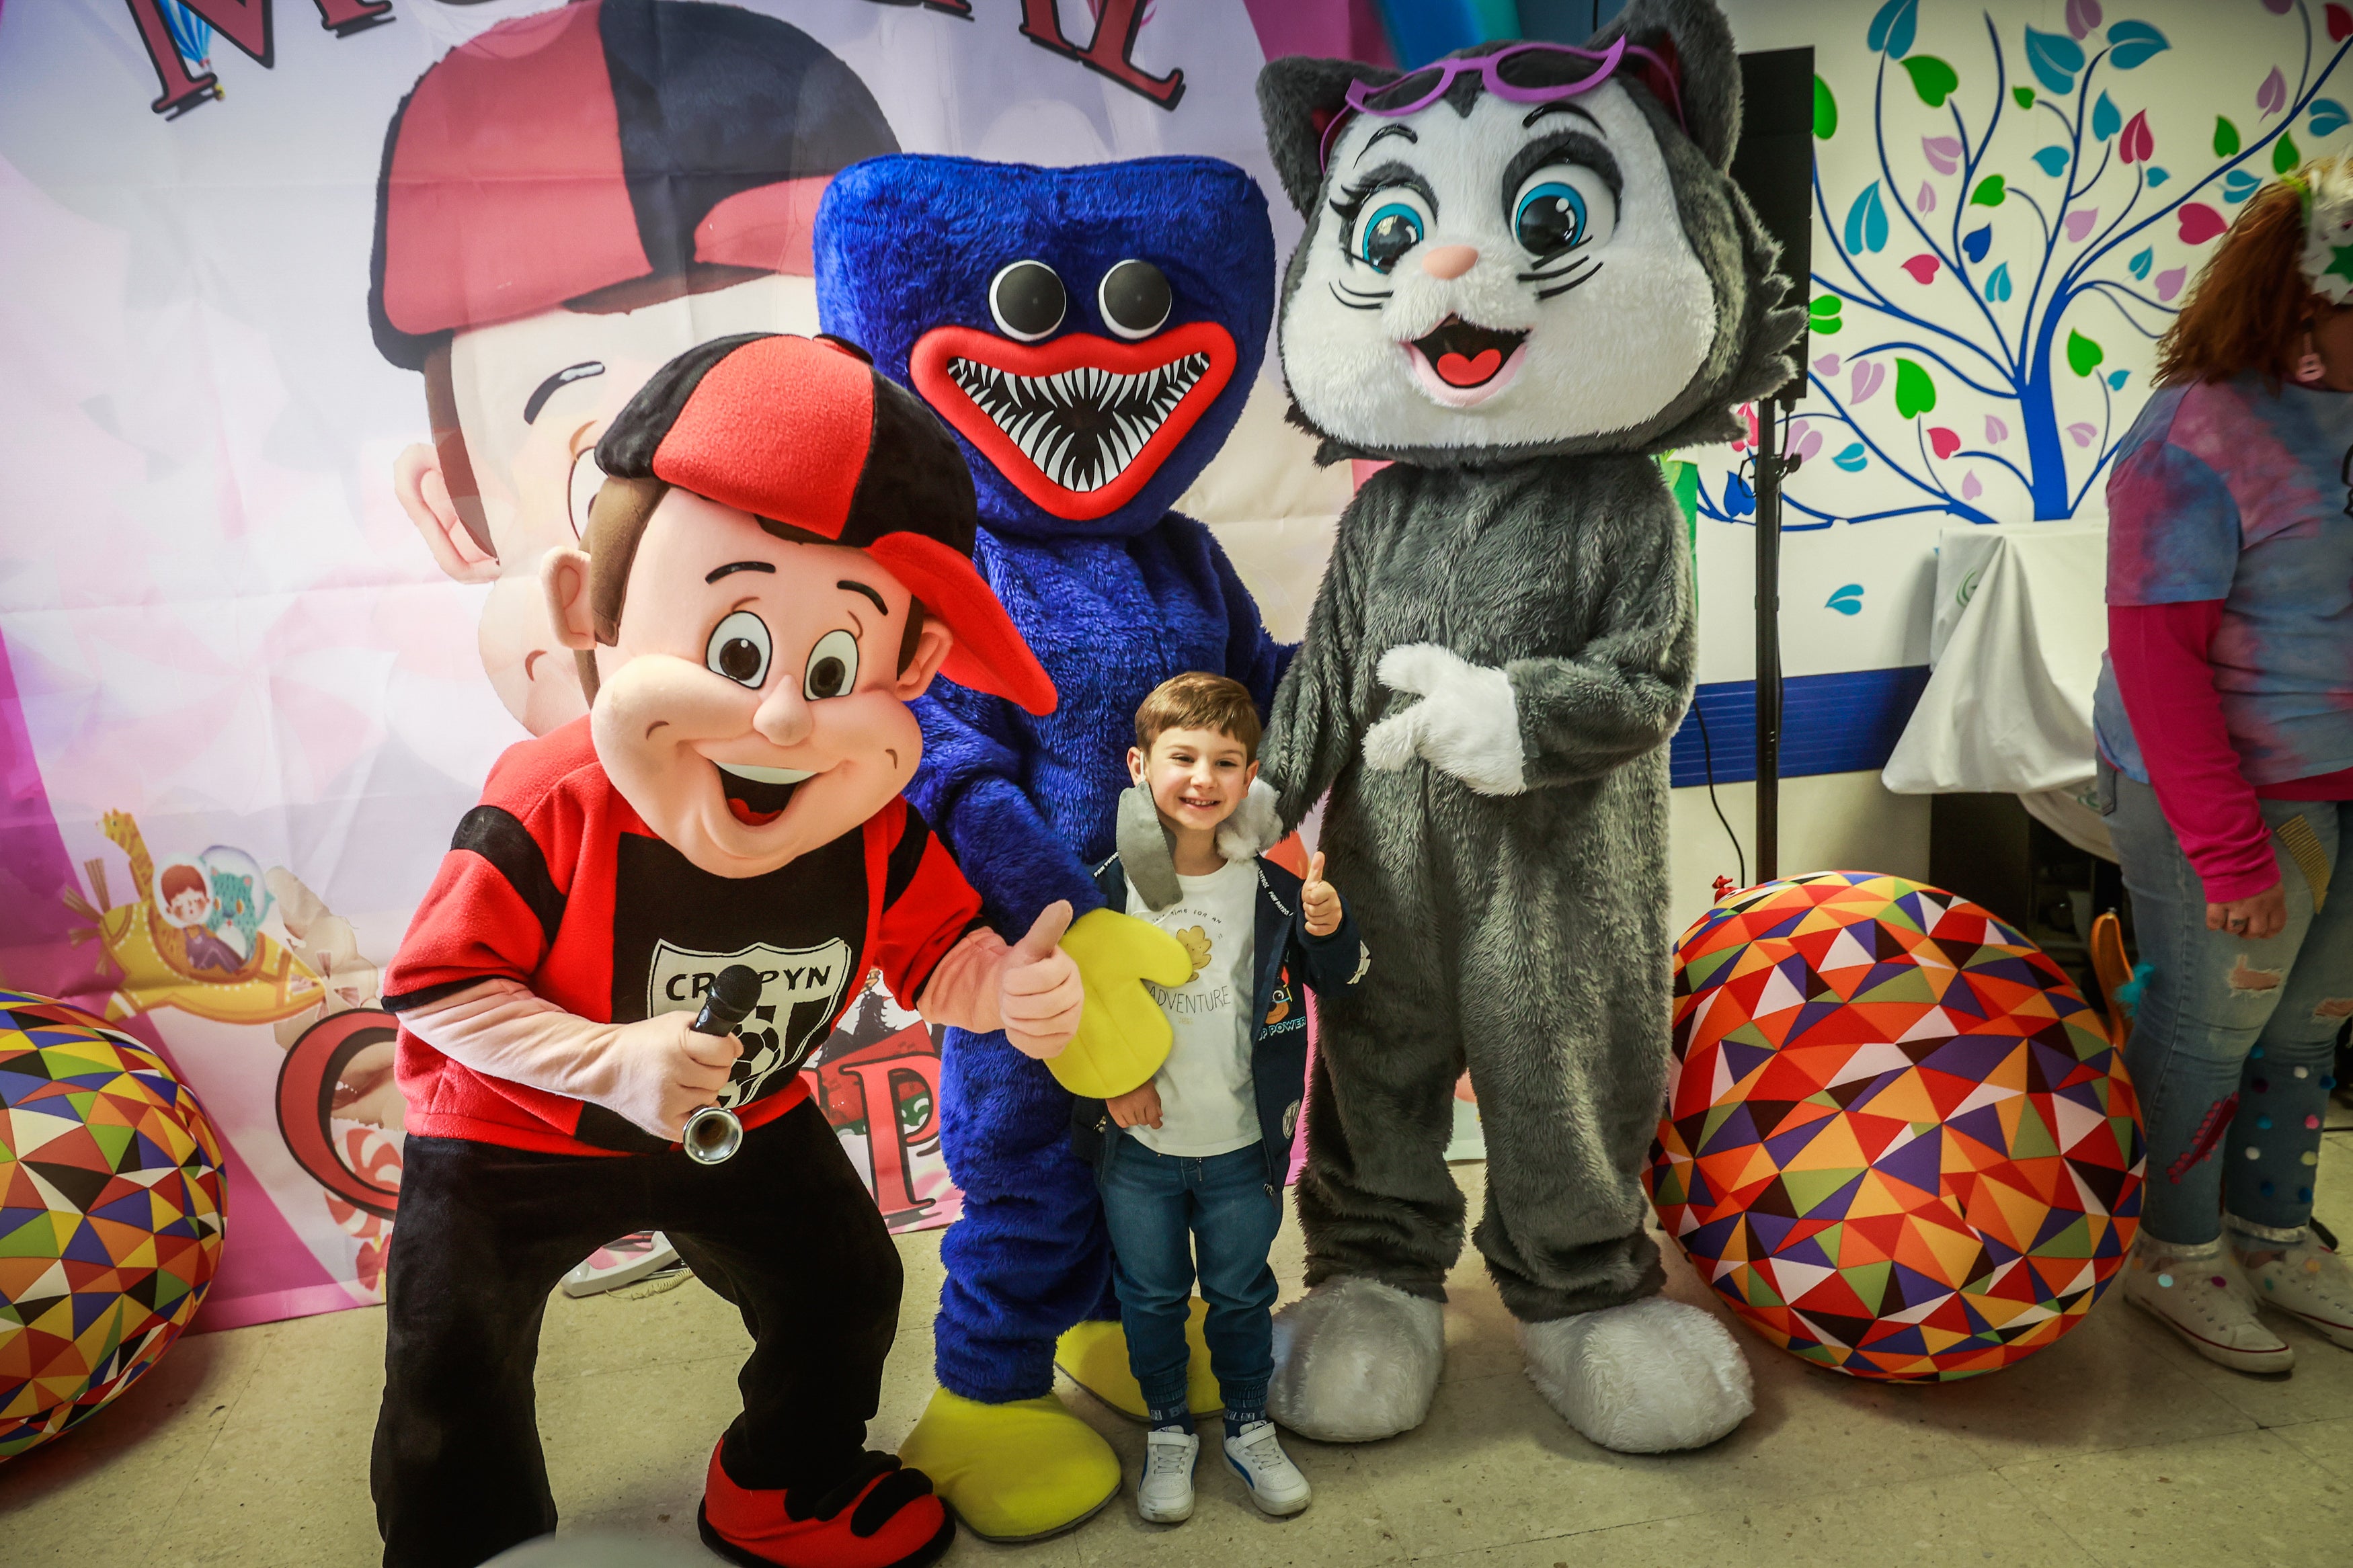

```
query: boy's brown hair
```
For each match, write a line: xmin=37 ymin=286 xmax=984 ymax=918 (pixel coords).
xmin=1134 ymin=673 xmax=1263 ymax=761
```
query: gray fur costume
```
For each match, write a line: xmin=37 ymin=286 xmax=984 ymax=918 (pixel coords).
xmin=1252 ymin=0 xmax=1800 ymax=1452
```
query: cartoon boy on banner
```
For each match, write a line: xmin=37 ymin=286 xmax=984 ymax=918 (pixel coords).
xmin=372 ymin=0 xmax=898 ymax=736
xmin=362 ymin=0 xmax=959 ymax=1266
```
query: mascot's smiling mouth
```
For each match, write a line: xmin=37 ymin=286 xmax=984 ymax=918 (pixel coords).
xmin=910 ymin=321 xmax=1236 ymax=521
xmin=715 ymin=761 xmax=813 ymax=827
xmin=1406 ymin=317 xmax=1531 ymax=407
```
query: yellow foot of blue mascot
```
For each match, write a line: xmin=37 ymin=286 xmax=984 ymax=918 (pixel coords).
xmin=815 ymin=153 xmax=1288 ymax=1540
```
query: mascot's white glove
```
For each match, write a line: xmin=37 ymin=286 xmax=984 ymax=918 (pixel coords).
xmin=1363 ymin=643 xmax=1527 ymax=795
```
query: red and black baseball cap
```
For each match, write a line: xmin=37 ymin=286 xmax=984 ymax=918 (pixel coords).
xmin=596 ymin=333 xmax=1058 ymax=716
xmin=368 ymin=0 xmax=896 ymax=370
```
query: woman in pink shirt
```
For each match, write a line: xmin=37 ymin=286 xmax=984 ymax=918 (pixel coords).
xmin=2098 ymin=166 xmax=2353 ymax=1372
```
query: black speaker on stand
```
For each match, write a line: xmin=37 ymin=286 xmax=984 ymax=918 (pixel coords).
xmin=1730 ymin=47 xmax=1816 ymax=882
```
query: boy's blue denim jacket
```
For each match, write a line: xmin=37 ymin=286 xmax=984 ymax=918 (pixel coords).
xmin=1068 ymin=850 xmax=1369 ymax=1193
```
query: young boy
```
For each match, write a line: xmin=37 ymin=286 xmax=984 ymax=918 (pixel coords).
xmin=1069 ymin=673 xmax=1369 ymax=1525
xmin=376 ymin=333 xmax=1081 ymax=1568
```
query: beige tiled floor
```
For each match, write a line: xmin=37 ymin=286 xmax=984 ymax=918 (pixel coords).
xmin=4 ymin=1136 xmax=2350 ymax=1568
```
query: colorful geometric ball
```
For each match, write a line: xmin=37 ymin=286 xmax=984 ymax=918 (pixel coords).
xmin=1646 ymin=874 xmax=2144 ymax=1382
xmin=0 ymin=990 xmax=227 ymax=1458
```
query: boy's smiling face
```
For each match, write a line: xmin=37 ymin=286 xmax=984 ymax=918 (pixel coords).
xmin=551 ymin=486 xmax=950 ymax=879
xmin=1128 ymin=725 xmax=1259 ymax=840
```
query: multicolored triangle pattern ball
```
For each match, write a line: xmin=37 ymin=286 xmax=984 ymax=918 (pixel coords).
xmin=1646 ymin=874 xmax=2145 ymax=1382
xmin=0 ymin=990 xmax=227 ymax=1458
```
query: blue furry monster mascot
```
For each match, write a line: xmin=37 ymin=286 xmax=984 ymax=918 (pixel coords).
xmin=815 ymin=155 xmax=1286 ymax=1540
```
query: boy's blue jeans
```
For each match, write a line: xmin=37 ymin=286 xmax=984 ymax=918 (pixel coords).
xmin=1096 ymin=1134 xmax=1281 ymax=1419
xmin=2104 ymin=764 xmax=2353 ymax=1245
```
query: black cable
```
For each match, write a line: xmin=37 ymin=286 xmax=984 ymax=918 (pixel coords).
xmin=1692 ymin=699 xmax=1746 ymax=889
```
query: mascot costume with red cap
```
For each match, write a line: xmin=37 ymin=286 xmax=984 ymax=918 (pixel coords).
xmin=373 ymin=334 xmax=1083 ymax=1568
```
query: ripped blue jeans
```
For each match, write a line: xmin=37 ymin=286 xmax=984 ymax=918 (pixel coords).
xmin=2102 ymin=762 xmax=2353 ymax=1245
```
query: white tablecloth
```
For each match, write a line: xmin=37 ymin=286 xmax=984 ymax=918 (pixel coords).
xmin=1882 ymin=522 xmax=2114 ymax=858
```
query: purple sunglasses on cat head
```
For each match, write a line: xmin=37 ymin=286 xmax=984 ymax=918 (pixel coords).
xmin=1316 ymin=38 xmax=1685 ymax=171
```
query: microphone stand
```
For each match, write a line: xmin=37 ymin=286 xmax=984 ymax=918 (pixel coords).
xmin=1752 ymin=392 xmax=1801 ymax=884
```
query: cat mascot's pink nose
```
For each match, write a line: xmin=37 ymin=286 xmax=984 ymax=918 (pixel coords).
xmin=1419 ymin=244 xmax=1479 ymax=279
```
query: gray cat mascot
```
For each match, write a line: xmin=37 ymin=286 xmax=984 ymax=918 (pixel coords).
xmin=1250 ymin=0 xmax=1800 ymax=1453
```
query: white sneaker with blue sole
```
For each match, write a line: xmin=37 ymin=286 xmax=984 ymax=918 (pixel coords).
xmin=1223 ymin=1419 xmax=1310 ymax=1516
xmin=1137 ymin=1427 xmax=1197 ymax=1524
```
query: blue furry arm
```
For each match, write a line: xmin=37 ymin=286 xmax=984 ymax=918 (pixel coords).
xmin=908 ymin=685 xmax=1107 ymax=932
xmin=1511 ymin=489 xmax=1698 ymax=788
xmin=1195 ymin=518 xmax=1295 ymax=710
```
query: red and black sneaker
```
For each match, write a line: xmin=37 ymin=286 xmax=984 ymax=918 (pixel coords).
xmin=698 ymin=1444 xmax=955 ymax=1568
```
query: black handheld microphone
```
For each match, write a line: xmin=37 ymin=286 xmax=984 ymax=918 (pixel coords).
xmin=682 ymin=964 xmax=762 ymax=1165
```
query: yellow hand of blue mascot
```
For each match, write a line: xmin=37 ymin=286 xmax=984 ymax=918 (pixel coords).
xmin=1048 ymin=907 xmax=1193 ymax=1099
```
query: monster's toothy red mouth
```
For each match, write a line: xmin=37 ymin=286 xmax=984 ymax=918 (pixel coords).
xmin=1409 ymin=318 xmax=1529 ymax=389
xmin=910 ymin=322 xmax=1236 ymax=521
xmin=716 ymin=761 xmax=812 ymax=827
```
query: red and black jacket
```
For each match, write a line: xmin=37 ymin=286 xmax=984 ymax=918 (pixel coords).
xmin=383 ymin=718 xmax=982 ymax=1156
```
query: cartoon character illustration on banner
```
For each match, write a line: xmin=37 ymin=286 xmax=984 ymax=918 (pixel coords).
xmin=1252 ymin=0 xmax=1801 ymax=1453
xmin=372 ymin=332 xmax=1085 ymax=1568
xmin=372 ymin=0 xmax=897 ymax=737
xmin=65 ymin=812 xmax=323 ymax=1025
xmin=815 ymin=154 xmax=1289 ymax=1539
xmin=366 ymin=0 xmax=915 ymax=1282
xmin=60 ymin=809 xmax=409 ymax=1284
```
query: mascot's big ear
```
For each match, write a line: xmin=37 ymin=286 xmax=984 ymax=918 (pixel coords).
xmin=1598 ymin=0 xmax=1743 ymax=171
xmin=1257 ymin=55 xmax=1398 ymax=217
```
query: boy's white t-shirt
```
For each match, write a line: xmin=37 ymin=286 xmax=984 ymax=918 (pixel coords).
xmin=1123 ymin=858 xmax=1259 ymax=1157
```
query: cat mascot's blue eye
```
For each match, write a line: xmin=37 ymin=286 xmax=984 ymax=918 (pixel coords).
xmin=1351 ymin=191 xmax=1430 ymax=273
xmin=1512 ymin=166 xmax=1616 ymax=258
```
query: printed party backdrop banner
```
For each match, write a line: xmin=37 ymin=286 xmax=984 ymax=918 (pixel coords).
xmin=0 ymin=0 xmax=1374 ymax=1329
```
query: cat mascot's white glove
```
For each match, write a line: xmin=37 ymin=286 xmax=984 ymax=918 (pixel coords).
xmin=1363 ymin=643 xmax=1527 ymax=796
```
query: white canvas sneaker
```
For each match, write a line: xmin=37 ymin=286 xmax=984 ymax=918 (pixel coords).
xmin=559 ymin=1231 xmax=682 ymax=1298
xmin=1137 ymin=1427 xmax=1197 ymax=1524
xmin=2240 ymin=1229 xmax=2353 ymax=1350
xmin=2122 ymin=1237 xmax=2293 ymax=1373
xmin=1222 ymin=1419 xmax=1310 ymax=1517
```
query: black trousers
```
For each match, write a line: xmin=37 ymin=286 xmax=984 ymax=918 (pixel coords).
xmin=370 ymin=1098 xmax=902 ymax=1568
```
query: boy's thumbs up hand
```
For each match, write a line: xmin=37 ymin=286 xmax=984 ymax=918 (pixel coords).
xmin=1046 ymin=907 xmax=1193 ymax=1099
xmin=1000 ymin=900 xmax=1082 ymax=1060
xmin=1302 ymin=851 xmax=1342 ymax=938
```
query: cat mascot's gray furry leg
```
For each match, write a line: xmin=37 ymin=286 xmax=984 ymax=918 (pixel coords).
xmin=1252 ymin=0 xmax=1799 ymax=1454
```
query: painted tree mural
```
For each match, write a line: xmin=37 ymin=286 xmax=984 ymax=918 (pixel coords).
xmin=1699 ymin=0 xmax=2353 ymax=546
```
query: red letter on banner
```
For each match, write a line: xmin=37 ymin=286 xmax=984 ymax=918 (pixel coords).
xmin=123 ymin=0 xmax=395 ymax=118
xmin=1018 ymin=0 xmax=1185 ymax=110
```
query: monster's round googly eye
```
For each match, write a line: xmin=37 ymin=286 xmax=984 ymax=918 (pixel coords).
xmin=1352 ymin=188 xmax=1431 ymax=274
xmin=989 ymin=259 xmax=1067 ymax=342
xmin=1512 ymin=165 xmax=1615 ymax=258
xmin=706 ymin=610 xmax=772 ymax=688
xmin=803 ymin=628 xmax=860 ymax=700
xmin=1098 ymin=259 xmax=1171 ymax=340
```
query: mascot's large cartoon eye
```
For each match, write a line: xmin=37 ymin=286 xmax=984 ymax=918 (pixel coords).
xmin=990 ymin=259 xmax=1066 ymax=341
xmin=1351 ymin=190 xmax=1431 ymax=273
xmin=803 ymin=629 xmax=860 ymax=700
xmin=1098 ymin=259 xmax=1171 ymax=339
xmin=1512 ymin=166 xmax=1616 ymax=257
xmin=706 ymin=610 xmax=772 ymax=688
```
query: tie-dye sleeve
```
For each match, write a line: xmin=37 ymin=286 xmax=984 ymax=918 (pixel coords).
xmin=2104 ymin=423 xmax=2242 ymax=607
